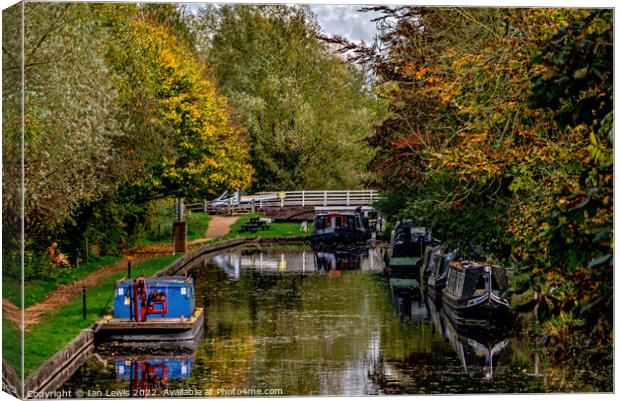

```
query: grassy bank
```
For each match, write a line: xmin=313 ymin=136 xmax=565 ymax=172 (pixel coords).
xmin=3 ymin=213 xmax=211 ymax=310
xmin=22 ymin=254 xmax=181 ymax=375
xmin=132 ymin=212 xmax=212 ymax=247
xmin=216 ymin=213 xmax=312 ymax=241
xmin=2 ymin=317 xmax=22 ymax=375
xmin=3 ymin=255 xmax=122 ymax=309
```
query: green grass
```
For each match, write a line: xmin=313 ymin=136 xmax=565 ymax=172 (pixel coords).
xmin=5 ymin=214 xmax=210 ymax=309
xmin=2 ymin=317 xmax=22 ymax=376
xmin=23 ymin=254 xmax=181 ymax=375
xmin=187 ymin=212 xmax=212 ymax=241
xmin=221 ymin=213 xmax=312 ymax=240
xmin=3 ymin=255 xmax=122 ymax=309
xmin=132 ymin=212 xmax=212 ymax=248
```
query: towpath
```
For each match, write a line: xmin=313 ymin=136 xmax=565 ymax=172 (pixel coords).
xmin=188 ymin=215 xmax=239 ymax=245
xmin=3 ymin=215 xmax=239 ymax=329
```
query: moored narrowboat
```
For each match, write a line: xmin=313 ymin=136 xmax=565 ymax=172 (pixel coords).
xmin=95 ymin=276 xmax=204 ymax=343
xmin=390 ymin=221 xmax=434 ymax=258
xmin=426 ymin=249 xmax=457 ymax=300
xmin=441 ymin=262 xmax=510 ymax=318
xmin=309 ymin=208 xmax=369 ymax=246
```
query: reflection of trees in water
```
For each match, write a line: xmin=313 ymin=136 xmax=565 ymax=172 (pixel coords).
xmin=63 ymin=249 xmax=548 ymax=395
xmin=191 ymin=260 xmax=412 ymax=395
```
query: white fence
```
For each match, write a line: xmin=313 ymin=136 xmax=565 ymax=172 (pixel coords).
xmin=186 ymin=190 xmax=378 ymax=214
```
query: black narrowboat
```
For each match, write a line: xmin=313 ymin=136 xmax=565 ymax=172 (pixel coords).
xmin=390 ymin=221 xmax=433 ymax=258
xmin=426 ymin=249 xmax=457 ymax=300
xmin=442 ymin=262 xmax=510 ymax=318
xmin=420 ymin=245 xmax=441 ymax=284
xmin=309 ymin=209 xmax=369 ymax=246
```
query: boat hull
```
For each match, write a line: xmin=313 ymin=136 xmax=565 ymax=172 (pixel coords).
xmin=441 ymin=291 xmax=510 ymax=320
xmin=95 ymin=308 xmax=204 ymax=344
xmin=309 ymin=231 xmax=368 ymax=246
xmin=426 ymin=276 xmax=447 ymax=301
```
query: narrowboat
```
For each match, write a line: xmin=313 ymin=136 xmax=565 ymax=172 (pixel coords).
xmin=309 ymin=207 xmax=369 ymax=246
xmin=442 ymin=262 xmax=510 ymax=318
xmin=426 ymin=249 xmax=457 ymax=300
xmin=95 ymin=276 xmax=204 ymax=343
xmin=420 ymin=245 xmax=441 ymax=284
xmin=390 ymin=221 xmax=434 ymax=258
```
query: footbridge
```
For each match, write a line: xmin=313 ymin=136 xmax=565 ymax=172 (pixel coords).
xmin=186 ymin=190 xmax=379 ymax=219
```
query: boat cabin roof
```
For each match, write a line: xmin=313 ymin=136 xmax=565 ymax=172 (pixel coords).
xmin=449 ymin=262 xmax=509 ymax=291
xmin=315 ymin=211 xmax=361 ymax=217
xmin=117 ymin=276 xmax=193 ymax=286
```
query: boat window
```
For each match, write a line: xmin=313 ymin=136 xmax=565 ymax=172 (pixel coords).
xmin=335 ymin=216 xmax=343 ymax=229
xmin=347 ymin=216 xmax=355 ymax=230
xmin=315 ymin=216 xmax=326 ymax=230
xmin=326 ymin=216 xmax=333 ymax=228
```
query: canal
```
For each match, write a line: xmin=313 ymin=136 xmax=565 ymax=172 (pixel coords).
xmin=61 ymin=245 xmax=551 ymax=396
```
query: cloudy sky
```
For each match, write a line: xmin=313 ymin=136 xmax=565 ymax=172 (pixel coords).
xmin=184 ymin=3 xmax=382 ymax=43
xmin=310 ymin=5 xmax=382 ymax=43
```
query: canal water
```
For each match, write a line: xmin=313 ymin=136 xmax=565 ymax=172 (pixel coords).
xmin=61 ymin=246 xmax=552 ymax=396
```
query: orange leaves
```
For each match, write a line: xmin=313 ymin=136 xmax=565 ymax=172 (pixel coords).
xmin=391 ymin=132 xmax=429 ymax=150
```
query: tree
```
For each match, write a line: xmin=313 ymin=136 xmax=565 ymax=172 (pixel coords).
xmin=194 ymin=5 xmax=379 ymax=190
xmin=335 ymin=6 xmax=612 ymax=387
xmin=108 ymin=15 xmax=253 ymax=202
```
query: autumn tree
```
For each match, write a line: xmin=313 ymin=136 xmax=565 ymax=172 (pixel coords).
xmin=334 ymin=7 xmax=612 ymax=388
xmin=107 ymin=15 xmax=253 ymax=202
xmin=194 ymin=5 xmax=379 ymax=191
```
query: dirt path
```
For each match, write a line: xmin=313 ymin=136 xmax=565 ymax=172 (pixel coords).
xmin=3 ymin=216 xmax=239 ymax=330
xmin=189 ymin=215 xmax=239 ymax=245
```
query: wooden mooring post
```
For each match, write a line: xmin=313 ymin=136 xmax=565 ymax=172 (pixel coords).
xmin=82 ymin=287 xmax=87 ymax=320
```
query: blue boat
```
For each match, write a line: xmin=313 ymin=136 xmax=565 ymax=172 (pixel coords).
xmin=95 ymin=276 xmax=204 ymax=343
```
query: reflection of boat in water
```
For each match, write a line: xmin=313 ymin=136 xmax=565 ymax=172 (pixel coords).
xmin=111 ymin=352 xmax=194 ymax=393
xmin=315 ymin=250 xmax=361 ymax=271
xmin=211 ymin=247 xmax=384 ymax=278
xmin=427 ymin=296 xmax=509 ymax=380
xmin=314 ymin=246 xmax=384 ymax=274
xmin=390 ymin=284 xmax=429 ymax=322
xmin=442 ymin=262 xmax=511 ymax=323
xmin=443 ymin=317 xmax=509 ymax=380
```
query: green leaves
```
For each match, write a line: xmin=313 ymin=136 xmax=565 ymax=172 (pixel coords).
xmin=196 ymin=5 xmax=379 ymax=191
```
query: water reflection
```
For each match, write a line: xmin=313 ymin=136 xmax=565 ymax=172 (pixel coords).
xmin=211 ymin=247 xmax=383 ymax=278
xmin=116 ymin=355 xmax=193 ymax=392
xmin=62 ymin=246 xmax=552 ymax=396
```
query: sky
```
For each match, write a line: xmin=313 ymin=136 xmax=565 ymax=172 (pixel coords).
xmin=309 ymin=5 xmax=383 ymax=44
xmin=184 ymin=3 xmax=382 ymax=44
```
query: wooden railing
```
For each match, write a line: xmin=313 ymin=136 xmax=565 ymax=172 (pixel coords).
xmin=185 ymin=190 xmax=378 ymax=214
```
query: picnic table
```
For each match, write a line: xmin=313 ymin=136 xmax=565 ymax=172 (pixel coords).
xmin=239 ymin=218 xmax=272 ymax=233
